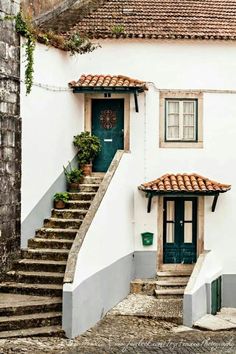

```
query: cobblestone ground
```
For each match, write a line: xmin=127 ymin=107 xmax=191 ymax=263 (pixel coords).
xmin=0 ymin=314 xmax=236 ymax=354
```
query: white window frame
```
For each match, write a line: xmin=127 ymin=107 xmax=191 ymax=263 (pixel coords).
xmin=165 ymin=99 xmax=197 ymax=142
xmin=159 ymin=91 xmax=203 ymax=149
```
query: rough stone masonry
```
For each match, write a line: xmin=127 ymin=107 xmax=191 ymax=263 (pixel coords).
xmin=0 ymin=0 xmax=21 ymax=272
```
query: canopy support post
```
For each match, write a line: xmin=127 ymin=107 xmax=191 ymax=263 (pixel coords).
xmin=134 ymin=91 xmax=139 ymax=113
xmin=212 ymin=193 xmax=219 ymax=212
xmin=147 ymin=194 xmax=153 ymax=213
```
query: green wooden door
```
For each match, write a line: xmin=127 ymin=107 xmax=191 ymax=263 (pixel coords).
xmin=163 ymin=198 xmax=197 ymax=264
xmin=211 ymin=277 xmax=222 ymax=315
xmin=92 ymin=99 xmax=124 ymax=172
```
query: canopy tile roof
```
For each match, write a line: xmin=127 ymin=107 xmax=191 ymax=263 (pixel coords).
xmin=63 ymin=0 xmax=236 ymax=41
xmin=69 ymin=74 xmax=148 ymax=90
xmin=139 ymin=173 xmax=231 ymax=193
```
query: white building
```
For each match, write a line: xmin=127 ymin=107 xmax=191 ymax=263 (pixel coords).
xmin=20 ymin=0 xmax=236 ymax=338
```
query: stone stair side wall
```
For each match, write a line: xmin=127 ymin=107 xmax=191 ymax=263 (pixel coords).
xmin=63 ymin=151 xmax=140 ymax=338
xmin=183 ymin=250 xmax=222 ymax=327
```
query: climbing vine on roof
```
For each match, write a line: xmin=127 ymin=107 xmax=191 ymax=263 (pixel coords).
xmin=8 ymin=12 xmax=98 ymax=94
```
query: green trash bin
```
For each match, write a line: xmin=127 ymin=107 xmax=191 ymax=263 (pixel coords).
xmin=141 ymin=232 xmax=154 ymax=246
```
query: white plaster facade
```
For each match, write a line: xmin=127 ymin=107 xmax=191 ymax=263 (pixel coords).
xmin=21 ymin=43 xmax=84 ymax=222
xmin=21 ymin=38 xmax=236 ymax=336
xmin=70 ymin=38 xmax=236 ymax=273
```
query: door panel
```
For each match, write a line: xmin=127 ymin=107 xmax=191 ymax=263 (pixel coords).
xmin=163 ymin=198 xmax=197 ymax=264
xmin=211 ymin=277 xmax=222 ymax=314
xmin=92 ymin=99 xmax=124 ymax=172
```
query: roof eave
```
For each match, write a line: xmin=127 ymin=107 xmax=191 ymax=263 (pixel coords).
xmin=138 ymin=188 xmax=231 ymax=196
xmin=71 ymin=86 xmax=147 ymax=93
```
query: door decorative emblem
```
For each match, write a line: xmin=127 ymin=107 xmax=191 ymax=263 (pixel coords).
xmin=100 ymin=110 xmax=117 ymax=130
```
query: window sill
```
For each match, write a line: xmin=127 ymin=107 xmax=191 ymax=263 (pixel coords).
xmin=160 ymin=141 xmax=203 ymax=149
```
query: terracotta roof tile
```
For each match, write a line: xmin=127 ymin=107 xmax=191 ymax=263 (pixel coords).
xmin=69 ymin=74 xmax=148 ymax=90
xmin=139 ymin=173 xmax=231 ymax=193
xmin=63 ymin=0 xmax=236 ymax=41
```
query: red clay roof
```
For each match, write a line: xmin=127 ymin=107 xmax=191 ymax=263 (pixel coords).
xmin=69 ymin=74 xmax=148 ymax=90
xmin=139 ymin=174 xmax=231 ymax=193
xmin=66 ymin=0 xmax=236 ymax=41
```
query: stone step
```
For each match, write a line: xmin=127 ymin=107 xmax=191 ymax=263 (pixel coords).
xmin=44 ymin=218 xmax=82 ymax=229
xmin=0 ymin=311 xmax=61 ymax=332
xmin=0 ymin=298 xmax=62 ymax=317
xmin=130 ymin=279 xmax=157 ymax=296
xmin=15 ymin=259 xmax=67 ymax=273
xmin=156 ymin=279 xmax=189 ymax=287
xmin=6 ymin=271 xmax=64 ymax=285
xmin=68 ymin=192 xmax=96 ymax=201
xmin=51 ymin=209 xmax=87 ymax=220
xmin=91 ymin=172 xmax=105 ymax=177
xmin=28 ymin=238 xmax=73 ymax=250
xmin=22 ymin=248 xmax=69 ymax=261
xmin=36 ymin=228 xmax=78 ymax=240
xmin=155 ymin=289 xmax=184 ymax=299
xmin=82 ymin=176 xmax=103 ymax=184
xmin=66 ymin=200 xmax=91 ymax=210
xmin=158 ymin=276 xmax=190 ymax=282
xmin=0 ymin=325 xmax=64 ymax=339
xmin=157 ymin=271 xmax=192 ymax=277
xmin=79 ymin=184 xmax=100 ymax=192
xmin=0 ymin=282 xmax=63 ymax=297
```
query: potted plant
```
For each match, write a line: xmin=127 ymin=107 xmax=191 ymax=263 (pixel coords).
xmin=73 ymin=131 xmax=101 ymax=176
xmin=53 ymin=192 xmax=69 ymax=209
xmin=63 ymin=163 xmax=84 ymax=191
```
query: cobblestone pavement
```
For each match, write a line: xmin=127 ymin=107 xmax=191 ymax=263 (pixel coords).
xmin=0 ymin=314 xmax=236 ymax=354
xmin=0 ymin=294 xmax=235 ymax=353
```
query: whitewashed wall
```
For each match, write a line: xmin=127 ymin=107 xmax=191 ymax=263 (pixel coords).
xmin=71 ymin=92 xmax=145 ymax=285
xmin=73 ymin=39 xmax=236 ymax=273
xmin=21 ymin=43 xmax=84 ymax=222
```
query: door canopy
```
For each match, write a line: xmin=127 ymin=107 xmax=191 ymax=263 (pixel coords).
xmin=69 ymin=74 xmax=148 ymax=112
xmin=138 ymin=173 xmax=231 ymax=213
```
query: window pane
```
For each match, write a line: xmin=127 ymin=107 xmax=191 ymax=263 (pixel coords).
xmin=183 ymin=127 xmax=194 ymax=140
xmin=183 ymin=101 xmax=194 ymax=114
xmin=183 ymin=114 xmax=194 ymax=126
xmin=184 ymin=201 xmax=193 ymax=221
xmin=168 ymin=101 xmax=179 ymax=114
xmin=184 ymin=223 xmax=193 ymax=243
xmin=168 ymin=126 xmax=179 ymax=139
xmin=168 ymin=114 xmax=179 ymax=126
xmin=167 ymin=201 xmax=175 ymax=221
xmin=167 ymin=223 xmax=174 ymax=243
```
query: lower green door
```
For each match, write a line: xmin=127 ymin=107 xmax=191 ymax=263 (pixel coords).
xmin=211 ymin=277 xmax=222 ymax=315
xmin=163 ymin=198 xmax=197 ymax=264
xmin=92 ymin=99 xmax=124 ymax=172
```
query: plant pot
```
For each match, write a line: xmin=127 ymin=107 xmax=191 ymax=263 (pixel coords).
xmin=68 ymin=182 xmax=80 ymax=192
xmin=54 ymin=200 xmax=66 ymax=209
xmin=82 ymin=164 xmax=92 ymax=176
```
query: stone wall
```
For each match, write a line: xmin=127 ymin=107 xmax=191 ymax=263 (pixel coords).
xmin=0 ymin=0 xmax=21 ymax=271
xmin=21 ymin=0 xmax=64 ymax=18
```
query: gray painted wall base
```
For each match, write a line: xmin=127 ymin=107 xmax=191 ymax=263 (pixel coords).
xmin=183 ymin=274 xmax=236 ymax=328
xmin=63 ymin=253 xmax=135 ymax=338
xmin=21 ymin=157 xmax=77 ymax=248
xmin=222 ymin=274 xmax=236 ymax=308
xmin=134 ymin=251 xmax=157 ymax=278
xmin=183 ymin=284 xmax=207 ymax=327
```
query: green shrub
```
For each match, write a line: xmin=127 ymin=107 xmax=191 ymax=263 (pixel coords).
xmin=63 ymin=163 xmax=84 ymax=183
xmin=53 ymin=192 xmax=69 ymax=202
xmin=73 ymin=131 xmax=101 ymax=166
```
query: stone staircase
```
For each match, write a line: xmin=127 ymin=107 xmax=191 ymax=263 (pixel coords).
xmin=155 ymin=271 xmax=191 ymax=299
xmin=0 ymin=174 xmax=104 ymax=338
xmin=131 ymin=270 xmax=191 ymax=299
xmin=130 ymin=270 xmax=192 ymax=324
